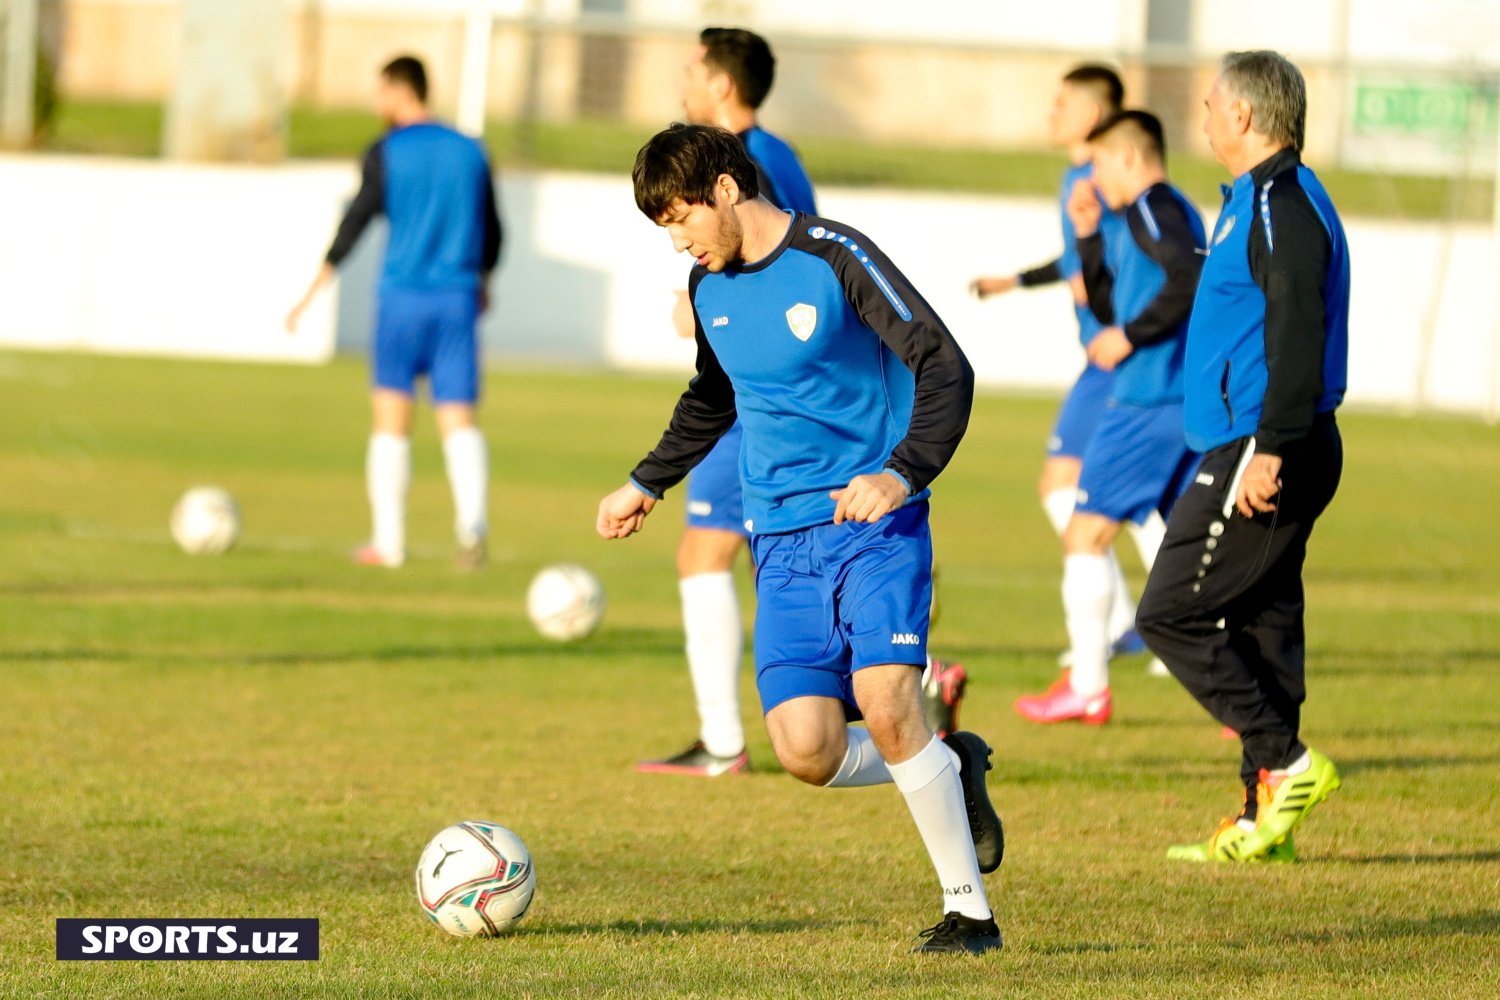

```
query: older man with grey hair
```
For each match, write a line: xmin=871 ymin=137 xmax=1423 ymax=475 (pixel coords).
xmin=1135 ymin=50 xmax=1351 ymax=863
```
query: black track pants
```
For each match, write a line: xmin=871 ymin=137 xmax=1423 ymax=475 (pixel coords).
xmin=1137 ymin=416 xmax=1342 ymax=792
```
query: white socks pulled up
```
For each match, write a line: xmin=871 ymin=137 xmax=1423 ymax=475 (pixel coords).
xmin=680 ymin=572 xmax=745 ymax=758
xmin=823 ymin=726 xmax=892 ymax=788
xmin=442 ymin=426 xmax=488 ymax=549
xmin=1063 ymin=552 xmax=1115 ymax=698
xmin=367 ymin=433 xmax=411 ymax=565
xmin=888 ymin=736 xmax=993 ymax=921
xmin=1045 ymin=488 xmax=1137 ymax=646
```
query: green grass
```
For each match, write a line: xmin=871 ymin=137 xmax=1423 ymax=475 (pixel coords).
xmin=1 ymin=352 xmax=1498 ymax=998
xmin=43 ymin=98 xmax=1496 ymax=222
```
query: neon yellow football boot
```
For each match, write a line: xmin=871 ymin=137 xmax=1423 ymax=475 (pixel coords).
xmin=1235 ymin=747 xmax=1342 ymax=859
xmin=1167 ymin=818 xmax=1296 ymax=862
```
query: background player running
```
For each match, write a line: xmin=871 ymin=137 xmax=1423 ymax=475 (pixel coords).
xmin=599 ymin=124 xmax=1004 ymax=953
xmin=639 ymin=28 xmax=817 ymax=777
xmin=1014 ymin=111 xmax=1204 ymax=726
xmin=286 ymin=55 xmax=502 ymax=570
xmin=1138 ymin=51 xmax=1350 ymax=864
xmin=969 ymin=66 xmax=1156 ymax=672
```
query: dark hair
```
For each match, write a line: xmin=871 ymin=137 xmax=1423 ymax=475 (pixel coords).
xmin=699 ymin=27 xmax=776 ymax=110
xmin=1088 ymin=109 xmax=1167 ymax=162
xmin=1063 ymin=64 xmax=1124 ymax=115
xmin=382 ymin=55 xmax=428 ymax=103
xmin=633 ymin=123 xmax=760 ymax=220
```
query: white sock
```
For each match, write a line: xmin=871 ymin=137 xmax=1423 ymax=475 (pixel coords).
xmin=823 ymin=726 xmax=893 ymax=787
xmin=680 ymin=572 xmax=744 ymax=758
xmin=367 ymin=433 xmax=410 ymax=564
xmin=1042 ymin=487 xmax=1077 ymax=536
xmin=1128 ymin=511 xmax=1167 ymax=573
xmin=1105 ymin=549 xmax=1136 ymax=643
xmin=1063 ymin=552 xmax=1114 ymax=698
xmin=887 ymin=736 xmax=992 ymax=921
xmin=442 ymin=426 xmax=488 ymax=548
xmin=1275 ymin=751 xmax=1312 ymax=776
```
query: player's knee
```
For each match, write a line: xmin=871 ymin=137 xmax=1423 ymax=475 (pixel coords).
xmin=772 ymin=737 xmax=843 ymax=786
xmin=861 ymin=705 xmax=927 ymax=760
xmin=676 ymin=529 xmax=740 ymax=577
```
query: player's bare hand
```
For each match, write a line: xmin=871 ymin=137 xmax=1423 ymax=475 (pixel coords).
xmin=1235 ymin=453 xmax=1283 ymax=518
xmin=1086 ymin=326 xmax=1134 ymax=371
xmin=969 ymin=275 xmax=1019 ymax=299
xmin=284 ymin=301 xmax=307 ymax=335
xmin=829 ymin=472 xmax=908 ymax=525
xmin=1066 ymin=178 xmax=1103 ymax=238
xmin=597 ymin=483 xmax=657 ymax=539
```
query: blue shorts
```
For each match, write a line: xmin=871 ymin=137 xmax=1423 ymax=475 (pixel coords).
xmin=373 ymin=288 xmax=481 ymax=403
xmin=685 ymin=422 xmax=748 ymax=536
xmin=1076 ymin=401 xmax=1199 ymax=524
xmin=1048 ymin=364 xmax=1115 ymax=458
xmin=748 ymin=503 xmax=932 ymax=716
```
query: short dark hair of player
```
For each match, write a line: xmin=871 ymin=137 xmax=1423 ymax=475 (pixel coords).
xmin=699 ymin=27 xmax=776 ymax=110
xmin=382 ymin=55 xmax=429 ymax=104
xmin=1063 ymin=64 xmax=1124 ymax=116
xmin=1088 ymin=109 xmax=1168 ymax=163
xmin=633 ymin=123 xmax=761 ymax=220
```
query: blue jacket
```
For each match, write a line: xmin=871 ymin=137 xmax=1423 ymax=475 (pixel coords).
xmin=741 ymin=126 xmax=817 ymax=216
xmin=326 ymin=122 xmax=502 ymax=292
xmin=631 ymin=214 xmax=974 ymax=535
xmin=1019 ymin=162 xmax=1127 ymax=347
xmin=1184 ymin=148 xmax=1349 ymax=454
xmin=1076 ymin=182 xmax=1205 ymax=407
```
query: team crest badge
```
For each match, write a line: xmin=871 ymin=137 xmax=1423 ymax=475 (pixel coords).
xmin=786 ymin=303 xmax=817 ymax=341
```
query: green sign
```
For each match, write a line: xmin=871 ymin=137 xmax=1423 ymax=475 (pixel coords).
xmin=1354 ymin=80 xmax=1498 ymax=136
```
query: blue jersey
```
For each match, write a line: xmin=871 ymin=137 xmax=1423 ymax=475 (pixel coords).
xmin=1026 ymin=162 xmax=1128 ymax=347
xmin=631 ymin=214 xmax=975 ymax=535
xmin=325 ymin=121 xmax=502 ymax=293
xmin=1076 ymin=182 xmax=1205 ymax=407
xmin=1184 ymin=149 xmax=1350 ymax=454
xmin=742 ymin=126 xmax=817 ymax=216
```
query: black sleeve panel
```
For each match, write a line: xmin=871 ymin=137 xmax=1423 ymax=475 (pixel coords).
xmin=799 ymin=225 xmax=974 ymax=494
xmin=1248 ymin=174 xmax=1331 ymax=456
xmin=1075 ymin=232 xmax=1115 ymax=325
xmin=1018 ymin=259 xmax=1063 ymax=287
xmin=628 ymin=268 xmax=738 ymax=497
xmin=1121 ymin=187 xmax=1205 ymax=347
xmin=481 ymin=161 xmax=503 ymax=273
xmin=325 ymin=142 xmax=385 ymax=267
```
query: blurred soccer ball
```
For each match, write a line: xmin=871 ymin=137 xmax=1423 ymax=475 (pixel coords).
xmin=416 ymin=821 xmax=535 ymax=937
xmin=170 ymin=486 xmax=241 ymax=555
xmin=526 ymin=564 xmax=605 ymax=641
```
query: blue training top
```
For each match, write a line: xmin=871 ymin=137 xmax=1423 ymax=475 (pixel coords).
xmin=631 ymin=214 xmax=975 ymax=535
xmin=741 ymin=126 xmax=817 ymax=216
xmin=1076 ymin=182 xmax=1206 ymax=407
xmin=325 ymin=121 xmax=503 ymax=293
xmin=1184 ymin=148 xmax=1350 ymax=455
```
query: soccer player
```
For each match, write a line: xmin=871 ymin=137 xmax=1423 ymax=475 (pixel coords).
xmin=286 ymin=55 xmax=502 ymax=570
xmin=970 ymin=66 xmax=1155 ymax=672
xmin=1136 ymin=51 xmax=1350 ymax=862
xmin=638 ymin=28 xmax=817 ymax=777
xmin=599 ymin=124 xmax=1004 ymax=953
xmin=1013 ymin=111 xmax=1204 ymax=725
xmin=639 ymin=28 xmax=967 ymax=775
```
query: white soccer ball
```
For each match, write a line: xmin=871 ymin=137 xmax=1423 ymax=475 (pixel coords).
xmin=415 ymin=821 xmax=536 ymax=937
xmin=526 ymin=564 xmax=605 ymax=641
xmin=170 ymin=486 xmax=241 ymax=556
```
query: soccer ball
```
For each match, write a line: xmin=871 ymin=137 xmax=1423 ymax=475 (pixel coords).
xmin=526 ymin=564 xmax=605 ymax=641
xmin=170 ymin=486 xmax=241 ymax=555
xmin=415 ymin=821 xmax=536 ymax=937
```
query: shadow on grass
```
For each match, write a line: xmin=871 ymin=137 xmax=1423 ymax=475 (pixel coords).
xmin=529 ymin=917 xmax=862 ymax=937
xmin=1311 ymin=850 xmax=1500 ymax=866
xmin=1336 ymin=754 xmax=1500 ymax=776
xmin=1291 ymin=910 xmax=1500 ymax=941
xmin=1031 ymin=941 xmax=1149 ymax=956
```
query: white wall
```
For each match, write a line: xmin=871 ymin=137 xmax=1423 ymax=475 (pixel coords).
xmin=3 ymin=154 xmax=1499 ymax=419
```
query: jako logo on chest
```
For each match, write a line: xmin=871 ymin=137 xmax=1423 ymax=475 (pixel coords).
xmin=785 ymin=303 xmax=817 ymax=341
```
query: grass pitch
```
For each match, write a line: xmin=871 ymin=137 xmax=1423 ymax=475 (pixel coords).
xmin=1 ymin=352 xmax=1498 ymax=999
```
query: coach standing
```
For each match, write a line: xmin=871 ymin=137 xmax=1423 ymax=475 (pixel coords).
xmin=1135 ymin=51 xmax=1350 ymax=864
